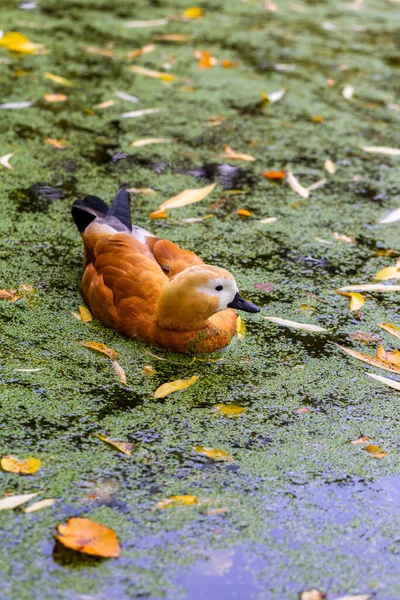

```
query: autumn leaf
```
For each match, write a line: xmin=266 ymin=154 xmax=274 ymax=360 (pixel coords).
xmin=294 ymin=407 xmax=312 ymax=414
xmin=262 ymin=89 xmax=285 ymax=103
xmin=183 ymin=7 xmax=204 ymax=18
xmin=111 ymin=360 xmax=127 ymax=385
xmin=97 ymin=434 xmax=136 ymax=455
xmin=378 ymin=207 xmax=400 ymax=224
xmin=337 ymin=291 xmax=364 ymax=311
xmin=264 ymin=316 xmax=327 ymax=332
xmin=95 ymin=99 xmax=115 ymax=109
xmin=324 ymin=159 xmax=336 ymax=174
xmin=375 ymin=265 xmax=400 ymax=280
xmin=376 ymin=344 xmax=400 ymax=366
xmin=80 ymin=341 xmax=118 ymax=359
xmin=366 ymin=372 xmax=400 ymax=391
xmin=363 ymin=444 xmax=388 ymax=459
xmin=45 ymin=138 xmax=69 ymax=149
xmin=153 ymin=34 xmax=194 ymax=42
xmin=156 ymin=495 xmax=198 ymax=509
xmin=154 ymin=375 xmax=199 ymax=398
xmin=194 ymin=446 xmax=235 ymax=462
xmin=44 ymin=93 xmax=68 ymax=102
xmin=335 ymin=344 xmax=400 ymax=375
xmin=129 ymin=65 xmax=175 ymax=82
xmin=337 ymin=284 xmax=400 ymax=292
xmin=0 ymin=492 xmax=40 ymax=511
xmin=236 ymin=316 xmax=246 ymax=339
xmin=0 ymin=32 xmax=45 ymax=54
xmin=122 ymin=108 xmax=160 ymax=119
xmin=348 ymin=331 xmax=382 ymax=344
xmin=195 ymin=50 xmax=216 ymax=69
xmin=286 ymin=168 xmax=310 ymax=199
xmin=0 ymin=153 xmax=14 ymax=170
xmin=221 ymin=59 xmax=239 ymax=68
xmin=311 ymin=115 xmax=325 ymax=123
xmin=132 ymin=138 xmax=171 ymax=147
xmin=213 ymin=404 xmax=245 ymax=417
xmin=124 ymin=18 xmax=169 ymax=28
xmin=159 ymin=183 xmax=217 ymax=210
xmin=55 ymin=517 xmax=121 ymax=558
xmin=143 ymin=365 xmax=156 ymax=375
xmin=126 ymin=44 xmax=156 ymax=59
xmin=333 ymin=231 xmax=355 ymax=244
xmin=299 ymin=590 xmax=326 ymax=600
xmin=1 ymin=455 xmax=41 ymax=475
xmin=24 ymin=498 xmax=56 ymax=513
xmin=85 ymin=46 xmax=116 ymax=57
xmin=361 ymin=146 xmax=400 ymax=156
xmin=350 ymin=436 xmax=370 ymax=444
xmin=149 ymin=209 xmax=168 ymax=219
xmin=237 ymin=209 xmax=252 ymax=217
xmin=262 ymin=170 xmax=285 ymax=181
xmin=220 ymin=145 xmax=255 ymax=162
xmin=378 ymin=322 xmax=400 ymax=340
xmin=259 ymin=217 xmax=277 ymax=224
xmin=43 ymin=72 xmax=72 ymax=86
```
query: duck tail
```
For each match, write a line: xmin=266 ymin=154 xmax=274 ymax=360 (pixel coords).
xmin=71 ymin=195 xmax=110 ymax=232
xmin=107 ymin=188 xmax=132 ymax=230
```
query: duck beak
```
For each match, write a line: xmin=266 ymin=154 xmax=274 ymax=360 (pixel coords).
xmin=228 ymin=292 xmax=260 ymax=313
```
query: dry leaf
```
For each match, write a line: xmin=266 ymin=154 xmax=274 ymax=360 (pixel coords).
xmin=236 ymin=316 xmax=246 ymax=339
xmin=333 ymin=231 xmax=355 ymax=244
xmin=126 ymin=44 xmax=156 ymax=59
xmin=0 ymin=492 xmax=40 ymax=511
xmin=111 ymin=360 xmax=127 ymax=385
xmin=262 ymin=89 xmax=286 ymax=103
xmin=159 ymin=183 xmax=216 ymax=210
xmin=150 ymin=209 xmax=168 ymax=219
xmin=128 ymin=187 xmax=157 ymax=195
xmin=156 ymin=495 xmax=198 ymax=509
xmin=0 ymin=153 xmax=14 ymax=170
xmin=0 ymin=101 xmax=33 ymax=109
xmin=262 ymin=170 xmax=285 ymax=180
xmin=213 ymin=404 xmax=245 ymax=417
xmin=154 ymin=375 xmax=199 ymax=398
xmin=343 ymin=85 xmax=354 ymax=99
xmin=114 ymin=91 xmax=139 ymax=103
xmin=254 ymin=282 xmax=275 ymax=292
xmin=0 ymin=288 xmax=21 ymax=302
xmin=143 ymin=365 xmax=156 ymax=375
xmin=294 ymin=407 xmax=312 ymax=414
xmin=182 ymin=214 xmax=213 ymax=223
xmin=363 ymin=444 xmax=388 ymax=459
xmin=122 ymin=108 xmax=160 ymax=118
xmin=286 ymin=169 xmax=310 ymax=199
xmin=350 ymin=436 xmax=370 ymax=444
xmin=221 ymin=59 xmax=239 ymax=68
xmin=264 ymin=1 xmax=278 ymax=11
xmin=24 ymin=498 xmax=56 ymax=513
xmin=376 ymin=345 xmax=400 ymax=366
xmin=1 ymin=455 xmax=41 ymax=475
xmin=335 ymin=344 xmax=400 ymax=375
xmin=324 ymin=159 xmax=336 ymax=174
xmin=366 ymin=372 xmax=400 ymax=391
xmin=80 ymin=341 xmax=118 ymax=359
xmin=378 ymin=322 xmax=400 ymax=339
xmin=44 ymin=93 xmax=67 ymax=102
xmin=300 ymin=590 xmax=327 ymax=600
xmin=55 ymin=517 xmax=121 ymax=558
xmin=132 ymin=138 xmax=171 ymax=147
xmin=337 ymin=292 xmax=364 ymax=311
xmin=361 ymin=146 xmax=400 ymax=156
xmin=195 ymin=50 xmax=216 ymax=69
xmin=220 ymin=145 xmax=255 ymax=162
xmin=45 ymin=138 xmax=69 ymax=149
xmin=78 ymin=305 xmax=92 ymax=322
xmin=124 ymin=18 xmax=169 ymax=28
xmin=0 ymin=31 xmax=45 ymax=54
xmin=205 ymin=115 xmax=225 ymax=126
xmin=307 ymin=178 xmax=327 ymax=191
xmin=97 ymin=434 xmax=135 ymax=455
xmin=337 ymin=284 xmax=400 ymax=292
xmin=206 ymin=507 xmax=228 ymax=515
xmin=84 ymin=46 xmax=116 ymax=57
xmin=264 ymin=316 xmax=327 ymax=332
xmin=194 ymin=446 xmax=235 ymax=462
xmin=43 ymin=72 xmax=72 ymax=86
xmin=95 ymin=100 xmax=116 ymax=109
xmin=311 ymin=115 xmax=325 ymax=123
xmin=237 ymin=209 xmax=252 ymax=217
xmin=259 ymin=217 xmax=277 ymax=224
xmin=378 ymin=207 xmax=400 ymax=224
xmin=183 ymin=6 xmax=203 ymax=18
xmin=153 ymin=34 xmax=193 ymax=42
xmin=129 ymin=65 xmax=175 ymax=82
xmin=348 ymin=331 xmax=382 ymax=344
xmin=375 ymin=265 xmax=400 ymax=280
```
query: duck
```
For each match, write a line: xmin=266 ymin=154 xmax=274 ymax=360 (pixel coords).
xmin=71 ymin=188 xmax=260 ymax=353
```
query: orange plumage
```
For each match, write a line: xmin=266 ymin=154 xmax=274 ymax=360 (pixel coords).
xmin=71 ymin=189 xmax=259 ymax=353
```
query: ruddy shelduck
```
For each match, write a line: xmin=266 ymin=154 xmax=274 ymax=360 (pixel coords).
xmin=71 ymin=189 xmax=260 ymax=353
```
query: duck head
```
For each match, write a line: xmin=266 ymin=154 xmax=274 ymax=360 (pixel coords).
xmin=156 ymin=265 xmax=260 ymax=331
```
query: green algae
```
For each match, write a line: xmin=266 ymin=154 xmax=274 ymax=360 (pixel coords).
xmin=0 ymin=0 xmax=400 ymax=598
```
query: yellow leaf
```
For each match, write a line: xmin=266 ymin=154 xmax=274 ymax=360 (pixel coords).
xmin=286 ymin=168 xmax=310 ymax=199
xmin=236 ymin=316 xmax=246 ymax=339
xmin=55 ymin=517 xmax=121 ymax=558
xmin=264 ymin=316 xmax=327 ymax=332
xmin=80 ymin=341 xmax=118 ymax=359
xmin=149 ymin=209 xmax=168 ymax=219
xmin=376 ymin=345 xmax=400 ymax=366
xmin=44 ymin=93 xmax=68 ymax=103
xmin=43 ymin=72 xmax=72 ymax=86
xmin=213 ymin=404 xmax=245 ymax=417
xmin=143 ymin=365 xmax=156 ymax=375
xmin=129 ymin=65 xmax=175 ymax=81
xmin=23 ymin=498 xmax=56 ymax=513
xmin=156 ymin=495 xmax=198 ymax=509
xmin=159 ymin=183 xmax=217 ymax=210
xmin=361 ymin=146 xmax=400 ymax=156
xmin=1 ymin=455 xmax=41 ymax=475
xmin=154 ymin=375 xmax=199 ymax=398
xmin=335 ymin=344 xmax=400 ymax=375
xmin=78 ymin=305 xmax=92 ymax=322
xmin=337 ymin=292 xmax=364 ymax=311
xmin=97 ymin=434 xmax=135 ymax=455
xmin=153 ymin=34 xmax=194 ymax=42
xmin=375 ymin=266 xmax=400 ymax=280
xmin=237 ymin=209 xmax=252 ymax=217
xmin=45 ymin=138 xmax=69 ymax=149
xmin=0 ymin=153 xmax=14 ymax=170
xmin=183 ymin=7 xmax=204 ymax=18
xmin=0 ymin=32 xmax=45 ymax=54
xmin=0 ymin=492 xmax=40 ymax=511
xmin=363 ymin=444 xmax=388 ymax=459
xmin=111 ymin=360 xmax=127 ymax=385
xmin=194 ymin=446 xmax=235 ymax=462
xmin=378 ymin=322 xmax=400 ymax=340
xmin=131 ymin=138 xmax=171 ymax=147
xmin=127 ymin=187 xmax=157 ymax=195
xmin=324 ymin=159 xmax=336 ymax=174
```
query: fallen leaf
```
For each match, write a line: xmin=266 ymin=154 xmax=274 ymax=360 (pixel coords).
xmin=300 ymin=589 xmax=327 ymax=600
xmin=0 ymin=288 xmax=21 ymax=302
xmin=220 ymin=145 xmax=255 ymax=161
xmin=78 ymin=305 xmax=92 ymax=322
xmin=348 ymin=331 xmax=382 ymax=344
xmin=124 ymin=18 xmax=169 ymax=28
xmin=334 ymin=595 xmax=371 ymax=600
xmin=150 ymin=209 xmax=168 ymax=219
xmin=221 ymin=59 xmax=239 ymax=68
xmin=205 ymin=115 xmax=225 ymax=126
xmin=126 ymin=44 xmax=156 ymax=59
xmin=236 ymin=316 xmax=246 ymax=339
xmin=45 ymin=138 xmax=69 ymax=149
xmin=129 ymin=65 xmax=175 ymax=82
xmin=183 ymin=6 xmax=204 ymax=18
xmin=0 ymin=153 xmax=14 ymax=170
xmin=95 ymin=99 xmax=116 ymax=109
xmin=114 ymin=91 xmax=139 ymax=103
xmin=264 ymin=316 xmax=327 ymax=332
xmin=80 ymin=341 xmax=118 ymax=359
xmin=153 ymin=34 xmax=194 ymax=42
xmin=337 ymin=292 xmax=364 ymax=311
xmin=0 ymin=492 xmax=40 ymax=511
xmin=132 ymin=138 xmax=171 ymax=147
xmin=259 ymin=217 xmax=278 ymax=224
xmin=333 ymin=231 xmax=355 ymax=244
xmin=350 ymin=436 xmax=370 ymax=444
xmin=154 ymin=375 xmax=199 ymax=398
xmin=264 ymin=0 xmax=278 ymax=11
xmin=44 ymin=93 xmax=67 ymax=102
xmin=366 ymin=372 xmax=400 ymax=391
xmin=254 ymin=282 xmax=275 ymax=292
xmin=182 ymin=214 xmax=213 ymax=223
xmin=194 ymin=446 xmax=235 ymax=462
xmin=324 ymin=159 xmax=336 ymax=174
xmin=375 ymin=265 xmax=400 ymax=280
xmin=84 ymin=46 xmax=116 ymax=57
xmin=43 ymin=72 xmax=72 ymax=86
xmin=14 ymin=368 xmax=43 ymax=372
xmin=307 ymin=178 xmax=327 ymax=191
xmin=262 ymin=170 xmax=285 ymax=180
xmin=143 ymin=365 xmax=156 ymax=375
xmin=361 ymin=146 xmax=400 ymax=156
xmin=262 ymin=89 xmax=286 ymax=103
xmin=335 ymin=344 xmax=400 ymax=375
xmin=311 ymin=115 xmax=325 ymax=123
xmin=159 ymin=183 xmax=217 ymax=210
xmin=121 ymin=108 xmax=160 ymax=118
xmin=111 ymin=360 xmax=127 ymax=385
xmin=286 ymin=168 xmax=310 ymax=199
xmin=343 ymin=85 xmax=354 ymax=99
xmin=337 ymin=284 xmax=400 ymax=292
xmin=0 ymin=31 xmax=45 ymax=54
xmin=363 ymin=444 xmax=388 ymax=459
xmin=128 ymin=187 xmax=157 ymax=195
xmin=213 ymin=404 xmax=245 ymax=417
xmin=97 ymin=434 xmax=135 ymax=455
xmin=55 ymin=517 xmax=121 ymax=558
xmin=294 ymin=407 xmax=312 ymax=414
xmin=378 ymin=207 xmax=400 ymax=224
xmin=206 ymin=507 xmax=228 ymax=515
xmin=0 ymin=101 xmax=33 ymax=109
xmin=376 ymin=345 xmax=400 ymax=366
xmin=237 ymin=209 xmax=252 ymax=217
xmin=194 ymin=49 xmax=216 ymax=69
xmin=1 ymin=455 xmax=41 ymax=475
xmin=156 ymin=495 xmax=198 ymax=509
xmin=378 ymin=322 xmax=400 ymax=340
xmin=24 ymin=498 xmax=56 ymax=513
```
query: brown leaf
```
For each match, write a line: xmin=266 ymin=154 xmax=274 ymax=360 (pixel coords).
xmin=45 ymin=138 xmax=69 ymax=149
xmin=294 ymin=407 xmax=312 ymax=414
xmin=97 ymin=434 xmax=135 ymax=455
xmin=336 ymin=344 xmax=400 ymax=374
xmin=80 ymin=341 xmax=118 ymax=359
xmin=348 ymin=331 xmax=382 ymax=344
xmin=363 ymin=444 xmax=388 ymax=459
xmin=55 ymin=517 xmax=121 ymax=558
xmin=154 ymin=376 xmax=199 ymax=398
xmin=1 ymin=455 xmax=41 ymax=475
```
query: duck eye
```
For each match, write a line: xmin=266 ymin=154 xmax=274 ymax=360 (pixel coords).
xmin=215 ymin=285 xmax=224 ymax=291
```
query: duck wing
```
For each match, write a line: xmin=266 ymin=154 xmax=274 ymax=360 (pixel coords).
xmin=146 ymin=236 xmax=204 ymax=278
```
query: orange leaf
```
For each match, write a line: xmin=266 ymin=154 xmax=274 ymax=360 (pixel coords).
xmin=350 ymin=436 xmax=370 ymax=444
xmin=149 ymin=209 xmax=168 ymax=219
xmin=237 ymin=209 xmax=252 ymax=217
xmin=126 ymin=44 xmax=156 ymax=58
xmin=262 ymin=170 xmax=286 ymax=181
xmin=221 ymin=59 xmax=239 ymax=68
xmin=335 ymin=344 xmax=400 ymax=375
xmin=45 ymin=138 xmax=69 ymax=149
xmin=376 ymin=345 xmax=400 ymax=366
xmin=196 ymin=50 xmax=214 ymax=69
xmin=1 ymin=455 xmax=40 ymax=475
xmin=44 ymin=93 xmax=68 ymax=102
xmin=55 ymin=517 xmax=121 ymax=558
xmin=80 ymin=341 xmax=118 ymax=359
xmin=363 ymin=444 xmax=388 ymax=459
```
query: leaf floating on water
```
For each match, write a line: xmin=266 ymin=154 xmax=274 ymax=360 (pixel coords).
xmin=0 ymin=101 xmax=33 ymax=109
xmin=95 ymin=99 xmax=116 ymax=109
xmin=156 ymin=495 xmax=198 ymax=509
xmin=55 ymin=517 xmax=121 ymax=558
xmin=366 ymin=372 xmax=400 ymax=391
xmin=375 ymin=265 xmax=400 ymax=280
xmin=1 ymin=455 xmax=41 ymax=475
xmin=159 ymin=183 xmax=217 ymax=210
xmin=236 ymin=316 xmax=246 ymax=339
xmin=263 ymin=88 xmax=286 ymax=103
xmin=80 ymin=341 xmax=118 ymax=359
xmin=183 ymin=6 xmax=204 ymax=18
xmin=128 ymin=187 xmax=157 ymax=195
xmin=154 ymin=375 xmax=199 ymax=398
xmin=0 ymin=288 xmax=21 ymax=302
xmin=334 ymin=595 xmax=372 ymax=600
xmin=124 ymin=18 xmax=169 ymax=28
xmin=97 ymin=434 xmax=135 ymax=455
xmin=299 ymin=589 xmax=326 ymax=600
xmin=350 ymin=436 xmax=370 ymax=444
xmin=376 ymin=344 xmax=400 ymax=366
xmin=294 ymin=407 xmax=312 ymax=414
xmin=149 ymin=209 xmax=168 ymax=219
xmin=378 ymin=207 xmax=400 ymax=224
xmin=286 ymin=168 xmax=310 ymax=199
xmin=78 ymin=305 xmax=92 ymax=322
xmin=307 ymin=178 xmax=327 ymax=191
xmin=264 ymin=316 xmax=327 ymax=332
xmin=221 ymin=59 xmax=240 ymax=68
xmin=154 ymin=34 xmax=194 ymax=42
xmin=126 ymin=44 xmax=156 ymax=59
xmin=44 ymin=93 xmax=68 ymax=102
xmin=194 ymin=49 xmax=216 ymax=69
xmin=194 ymin=446 xmax=235 ymax=462
xmin=361 ymin=146 xmax=400 ymax=156
xmin=378 ymin=322 xmax=400 ymax=340
xmin=332 ymin=231 xmax=355 ymax=244
xmin=43 ymin=72 xmax=72 ymax=86
xmin=220 ymin=145 xmax=255 ymax=162
xmin=213 ymin=404 xmax=245 ymax=417
xmin=0 ymin=492 xmax=40 ymax=511
xmin=237 ymin=209 xmax=252 ymax=217
xmin=337 ymin=284 xmax=400 ymax=292
xmin=259 ymin=217 xmax=277 ymax=224
xmin=45 ymin=138 xmax=69 ymax=149
xmin=348 ymin=331 xmax=382 ymax=344
xmin=143 ymin=365 xmax=156 ymax=375
xmin=337 ymin=292 xmax=364 ymax=311
xmin=114 ymin=91 xmax=139 ymax=103
xmin=0 ymin=31 xmax=45 ymax=54
xmin=335 ymin=344 xmax=400 ymax=375
xmin=342 ymin=85 xmax=354 ymax=99
xmin=363 ymin=444 xmax=388 ymax=459
xmin=14 ymin=368 xmax=43 ymax=372
xmin=324 ymin=159 xmax=336 ymax=174
xmin=132 ymin=138 xmax=171 ymax=147
xmin=24 ymin=498 xmax=56 ymax=513
xmin=111 ymin=360 xmax=127 ymax=385
xmin=262 ymin=170 xmax=285 ymax=180
xmin=0 ymin=153 xmax=14 ymax=170
xmin=129 ymin=65 xmax=175 ymax=82
xmin=84 ymin=46 xmax=116 ymax=57
xmin=121 ymin=108 xmax=160 ymax=118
